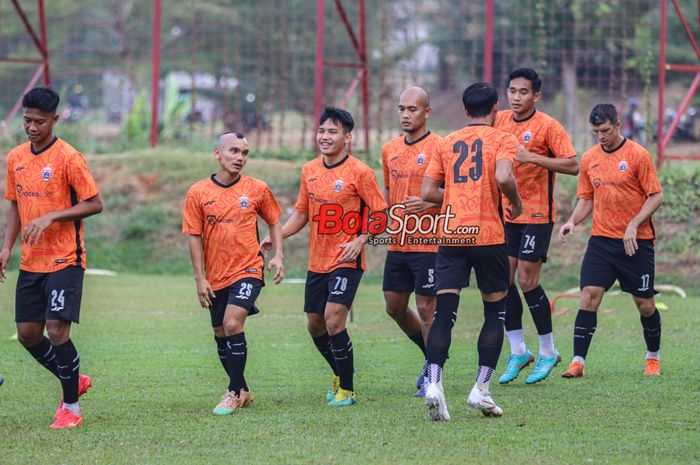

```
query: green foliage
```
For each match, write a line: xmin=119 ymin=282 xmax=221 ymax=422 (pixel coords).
xmin=122 ymin=90 xmax=150 ymax=146
xmin=657 ymin=167 xmax=700 ymax=255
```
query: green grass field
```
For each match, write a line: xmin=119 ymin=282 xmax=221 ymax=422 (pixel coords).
xmin=0 ymin=273 xmax=698 ymax=465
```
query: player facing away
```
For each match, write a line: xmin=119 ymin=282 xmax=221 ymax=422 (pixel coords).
xmin=559 ymin=104 xmax=664 ymax=378
xmin=381 ymin=87 xmax=442 ymax=397
xmin=266 ymin=107 xmax=387 ymax=407
xmin=182 ymin=132 xmax=284 ymax=415
xmin=0 ymin=87 xmax=103 ymax=429
xmin=421 ymin=83 xmax=523 ymax=421
xmin=493 ymin=68 xmax=579 ymax=384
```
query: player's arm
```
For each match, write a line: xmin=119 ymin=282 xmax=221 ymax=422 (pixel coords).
xmin=420 ymin=176 xmax=443 ymax=205
xmin=266 ymin=221 xmax=284 ymax=284
xmin=515 ymin=145 xmax=579 ymax=175
xmin=22 ymin=193 xmax=104 ymax=246
xmin=623 ymin=192 xmax=664 ymax=256
xmin=558 ymin=199 xmax=594 ymax=242
xmin=0 ymin=201 xmax=21 ymax=283
xmin=495 ymin=159 xmax=523 ymax=220
xmin=188 ymin=234 xmax=215 ymax=308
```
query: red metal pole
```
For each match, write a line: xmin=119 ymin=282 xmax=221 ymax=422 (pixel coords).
xmin=359 ymin=0 xmax=369 ymax=153
xmin=657 ymin=0 xmax=667 ymax=167
xmin=313 ymin=0 xmax=326 ymax=141
xmin=150 ymin=0 xmax=162 ymax=149
xmin=660 ymin=73 xmax=700 ymax=150
xmin=670 ymin=0 xmax=700 ymax=60
xmin=37 ymin=0 xmax=49 ymax=85
xmin=483 ymin=0 xmax=494 ymax=83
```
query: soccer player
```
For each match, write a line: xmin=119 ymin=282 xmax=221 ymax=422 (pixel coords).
xmin=265 ymin=107 xmax=387 ymax=407
xmin=559 ymin=104 xmax=663 ymax=378
xmin=0 ymin=87 xmax=103 ymax=429
xmin=182 ymin=131 xmax=284 ymax=415
xmin=421 ymin=83 xmax=523 ymax=420
xmin=494 ymin=68 xmax=579 ymax=384
xmin=381 ymin=87 xmax=442 ymax=397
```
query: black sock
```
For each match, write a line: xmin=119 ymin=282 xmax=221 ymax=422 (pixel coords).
xmin=504 ymin=285 xmax=523 ymax=331
xmin=214 ymin=336 xmax=230 ymax=376
xmin=25 ymin=336 xmax=59 ymax=378
xmin=523 ymin=285 xmax=553 ymax=335
xmin=640 ymin=309 xmax=661 ymax=352
xmin=225 ymin=332 xmax=248 ymax=393
xmin=408 ymin=331 xmax=427 ymax=356
xmin=426 ymin=293 xmax=460 ymax=367
xmin=478 ymin=299 xmax=506 ymax=369
xmin=573 ymin=310 xmax=597 ymax=359
xmin=53 ymin=339 xmax=80 ymax=404
xmin=330 ymin=330 xmax=354 ymax=391
xmin=312 ymin=333 xmax=339 ymax=376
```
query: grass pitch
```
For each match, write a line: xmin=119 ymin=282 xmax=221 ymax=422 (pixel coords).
xmin=0 ymin=273 xmax=698 ymax=464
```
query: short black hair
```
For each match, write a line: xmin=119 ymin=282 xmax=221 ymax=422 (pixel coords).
xmin=508 ymin=68 xmax=542 ymax=93
xmin=22 ymin=86 xmax=60 ymax=113
xmin=462 ymin=83 xmax=498 ymax=118
xmin=319 ymin=106 xmax=354 ymax=133
xmin=589 ymin=104 xmax=619 ymax=125
xmin=220 ymin=131 xmax=245 ymax=139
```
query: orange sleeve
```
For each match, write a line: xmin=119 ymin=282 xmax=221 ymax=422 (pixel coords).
xmin=67 ymin=152 xmax=99 ymax=200
xmin=425 ymin=140 xmax=446 ymax=181
xmin=294 ymin=168 xmax=309 ymax=213
xmin=357 ymin=166 xmax=388 ymax=212
xmin=5 ymin=152 xmax=17 ymax=201
xmin=547 ymin=121 xmax=577 ymax=158
xmin=636 ymin=152 xmax=662 ymax=196
xmin=259 ymin=184 xmax=283 ymax=225
xmin=182 ymin=188 xmax=203 ymax=235
xmin=497 ymin=133 xmax=518 ymax=161
xmin=381 ymin=143 xmax=390 ymax=188
xmin=577 ymin=156 xmax=593 ymax=200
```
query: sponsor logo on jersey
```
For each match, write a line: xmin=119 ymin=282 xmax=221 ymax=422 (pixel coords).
xmin=593 ymin=178 xmax=602 ymax=188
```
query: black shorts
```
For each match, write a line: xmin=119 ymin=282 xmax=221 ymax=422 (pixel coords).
xmin=434 ymin=245 xmax=509 ymax=294
xmin=505 ymin=222 xmax=554 ymax=263
xmin=382 ymin=251 xmax=437 ymax=296
xmin=209 ymin=278 xmax=263 ymax=327
xmin=15 ymin=266 xmax=85 ymax=323
xmin=580 ymin=236 xmax=656 ymax=298
xmin=304 ymin=268 xmax=364 ymax=313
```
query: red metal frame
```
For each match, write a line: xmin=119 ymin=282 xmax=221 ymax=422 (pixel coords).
xmin=483 ymin=0 xmax=495 ymax=83
xmin=313 ymin=0 xmax=369 ymax=153
xmin=657 ymin=0 xmax=700 ymax=166
xmin=150 ymin=0 xmax=162 ymax=148
xmin=1 ymin=0 xmax=51 ymax=127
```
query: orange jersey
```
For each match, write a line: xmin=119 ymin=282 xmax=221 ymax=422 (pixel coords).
xmin=578 ymin=139 xmax=661 ymax=240
xmin=425 ymin=124 xmax=518 ymax=246
xmin=295 ymin=155 xmax=387 ymax=273
xmin=182 ymin=175 xmax=282 ymax=291
xmin=4 ymin=137 xmax=99 ymax=272
xmin=382 ymin=131 xmax=442 ymax=252
xmin=494 ymin=109 xmax=577 ymax=224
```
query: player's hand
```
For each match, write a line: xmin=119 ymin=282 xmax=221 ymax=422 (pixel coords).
xmin=623 ymin=223 xmax=639 ymax=256
xmin=559 ymin=221 xmax=575 ymax=242
xmin=259 ymin=236 xmax=272 ymax=254
xmin=267 ymin=254 xmax=284 ymax=284
xmin=515 ymin=145 xmax=533 ymax=164
xmin=506 ymin=203 xmax=523 ymax=221
xmin=22 ymin=213 xmax=55 ymax=245
xmin=0 ymin=249 xmax=10 ymax=283
xmin=338 ymin=238 xmax=364 ymax=263
xmin=195 ymin=277 xmax=216 ymax=308
xmin=403 ymin=196 xmax=431 ymax=214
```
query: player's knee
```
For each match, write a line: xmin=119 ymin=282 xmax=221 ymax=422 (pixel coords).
xmin=416 ymin=300 xmax=435 ymax=321
xmin=517 ymin=266 xmax=540 ymax=292
xmin=223 ymin=320 xmax=243 ymax=336
xmin=580 ymin=288 xmax=603 ymax=311
xmin=212 ymin=326 xmax=226 ymax=338
xmin=46 ymin=326 xmax=69 ymax=345
xmin=306 ymin=318 xmax=326 ymax=337
xmin=635 ymin=299 xmax=656 ymax=317
xmin=16 ymin=331 xmax=41 ymax=348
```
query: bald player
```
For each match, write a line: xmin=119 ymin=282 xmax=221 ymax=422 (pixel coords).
xmin=381 ymin=87 xmax=442 ymax=397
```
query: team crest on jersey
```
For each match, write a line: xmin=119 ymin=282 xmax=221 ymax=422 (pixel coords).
xmin=416 ymin=153 xmax=426 ymax=165
xmin=334 ymin=179 xmax=344 ymax=192
xmin=41 ymin=166 xmax=53 ymax=181
xmin=618 ymin=160 xmax=629 ymax=172
xmin=239 ymin=196 xmax=249 ymax=208
xmin=523 ymin=131 xmax=532 ymax=143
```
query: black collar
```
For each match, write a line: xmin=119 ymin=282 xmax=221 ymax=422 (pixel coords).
xmin=323 ymin=154 xmax=349 ymax=169
xmin=602 ymin=138 xmax=627 ymax=154
xmin=467 ymin=123 xmax=490 ymax=127
xmin=404 ymin=130 xmax=431 ymax=146
xmin=512 ymin=108 xmax=537 ymax=123
xmin=31 ymin=136 xmax=58 ymax=155
xmin=210 ymin=174 xmax=241 ymax=188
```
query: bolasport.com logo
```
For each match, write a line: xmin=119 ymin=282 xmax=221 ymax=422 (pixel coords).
xmin=312 ymin=203 xmax=479 ymax=246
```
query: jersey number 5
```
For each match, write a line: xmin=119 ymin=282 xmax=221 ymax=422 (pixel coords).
xmin=453 ymin=139 xmax=483 ymax=183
